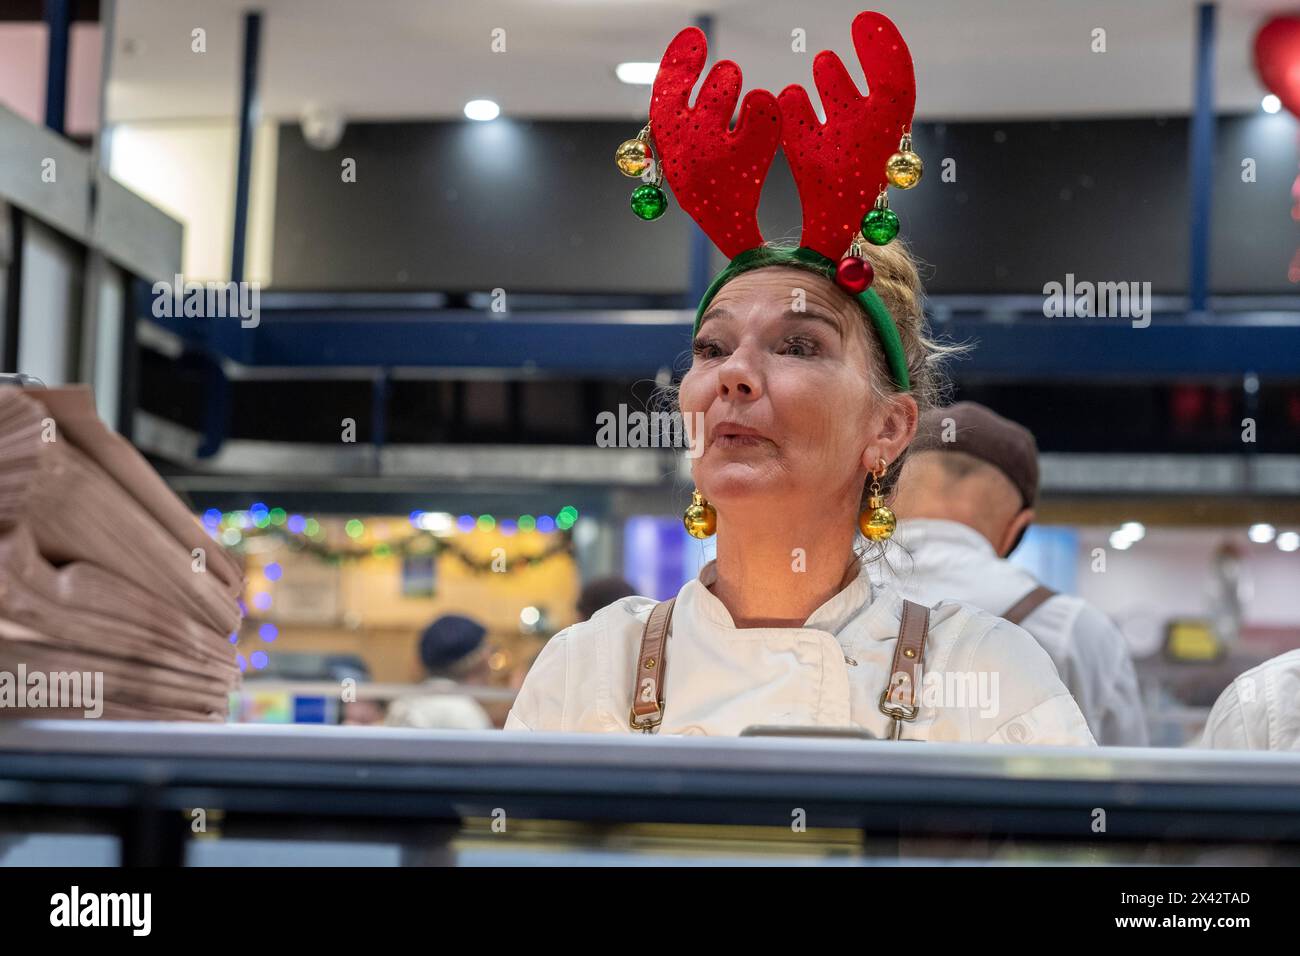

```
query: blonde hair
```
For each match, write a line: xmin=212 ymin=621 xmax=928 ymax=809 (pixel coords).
xmin=850 ymin=238 xmax=965 ymax=502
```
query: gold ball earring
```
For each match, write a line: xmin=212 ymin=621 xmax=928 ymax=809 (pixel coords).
xmin=683 ymin=489 xmax=717 ymax=539
xmin=858 ymin=458 xmax=897 ymax=542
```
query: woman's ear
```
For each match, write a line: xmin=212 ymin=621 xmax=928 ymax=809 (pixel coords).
xmin=862 ymin=394 xmax=919 ymax=470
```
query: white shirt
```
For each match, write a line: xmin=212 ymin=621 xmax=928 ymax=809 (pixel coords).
xmin=871 ymin=518 xmax=1148 ymax=747
xmin=385 ymin=679 xmax=493 ymax=731
xmin=1201 ymin=649 xmax=1300 ymax=751
xmin=506 ymin=556 xmax=1095 ymax=745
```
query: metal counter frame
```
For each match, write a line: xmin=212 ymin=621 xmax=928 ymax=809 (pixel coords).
xmin=2 ymin=720 xmax=1299 ymax=865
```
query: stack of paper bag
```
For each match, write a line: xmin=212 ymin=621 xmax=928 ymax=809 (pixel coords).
xmin=0 ymin=385 xmax=242 ymax=721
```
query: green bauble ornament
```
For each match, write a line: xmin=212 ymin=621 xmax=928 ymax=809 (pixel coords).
xmin=861 ymin=206 xmax=900 ymax=245
xmin=630 ymin=183 xmax=668 ymax=221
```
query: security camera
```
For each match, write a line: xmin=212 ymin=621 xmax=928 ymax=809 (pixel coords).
xmin=300 ymin=104 xmax=345 ymax=151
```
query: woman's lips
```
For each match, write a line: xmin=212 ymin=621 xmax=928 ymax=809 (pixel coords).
xmin=710 ymin=421 xmax=771 ymax=449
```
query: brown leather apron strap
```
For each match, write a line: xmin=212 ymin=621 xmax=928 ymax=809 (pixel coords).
xmin=879 ymin=598 xmax=931 ymax=740
xmin=1002 ymin=584 xmax=1056 ymax=626
xmin=629 ymin=597 xmax=675 ymax=733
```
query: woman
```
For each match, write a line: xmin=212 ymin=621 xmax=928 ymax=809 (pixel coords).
xmin=506 ymin=12 xmax=1094 ymax=744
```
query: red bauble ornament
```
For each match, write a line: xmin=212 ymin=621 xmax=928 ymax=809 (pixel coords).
xmin=1255 ymin=17 xmax=1300 ymax=120
xmin=835 ymin=255 xmax=874 ymax=294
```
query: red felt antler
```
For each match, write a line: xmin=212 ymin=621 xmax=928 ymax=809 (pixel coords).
xmin=778 ymin=11 xmax=916 ymax=260
xmin=649 ymin=27 xmax=782 ymax=259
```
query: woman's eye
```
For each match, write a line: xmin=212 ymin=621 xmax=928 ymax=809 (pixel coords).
xmin=781 ymin=336 xmax=820 ymax=357
xmin=692 ymin=338 xmax=724 ymax=359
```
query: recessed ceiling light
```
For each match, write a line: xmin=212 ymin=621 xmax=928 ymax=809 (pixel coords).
xmin=616 ymin=62 xmax=659 ymax=85
xmin=1120 ymin=521 xmax=1145 ymax=541
xmin=1248 ymin=523 xmax=1276 ymax=544
xmin=1278 ymin=531 xmax=1299 ymax=552
xmin=464 ymin=99 xmax=500 ymax=121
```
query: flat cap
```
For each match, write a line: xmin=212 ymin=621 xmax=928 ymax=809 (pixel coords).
xmin=912 ymin=401 xmax=1039 ymax=508
xmin=419 ymin=614 xmax=487 ymax=673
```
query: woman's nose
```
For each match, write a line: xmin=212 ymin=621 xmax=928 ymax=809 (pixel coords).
xmin=717 ymin=349 xmax=762 ymax=400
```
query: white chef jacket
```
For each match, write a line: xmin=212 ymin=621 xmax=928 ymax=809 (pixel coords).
xmin=506 ymin=556 xmax=1096 ymax=744
xmin=1201 ymin=649 xmax=1300 ymax=752
xmin=385 ymin=679 xmax=493 ymax=730
xmin=871 ymin=518 xmax=1148 ymax=747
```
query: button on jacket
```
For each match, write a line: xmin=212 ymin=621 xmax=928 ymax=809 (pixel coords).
xmin=872 ymin=518 xmax=1148 ymax=747
xmin=506 ymin=557 xmax=1096 ymax=744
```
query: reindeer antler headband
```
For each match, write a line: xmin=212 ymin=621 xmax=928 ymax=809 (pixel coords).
xmin=614 ymin=10 xmax=922 ymax=390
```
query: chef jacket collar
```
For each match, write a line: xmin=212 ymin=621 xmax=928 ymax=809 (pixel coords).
xmin=892 ymin=517 xmax=997 ymax=559
xmin=689 ymin=553 xmax=887 ymax=636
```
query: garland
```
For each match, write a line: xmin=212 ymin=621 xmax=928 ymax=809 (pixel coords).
xmin=232 ymin=525 xmax=575 ymax=575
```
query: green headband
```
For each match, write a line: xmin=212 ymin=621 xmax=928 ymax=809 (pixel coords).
xmin=693 ymin=246 xmax=911 ymax=392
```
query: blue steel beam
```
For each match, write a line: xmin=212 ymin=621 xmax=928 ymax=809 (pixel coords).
xmin=142 ymin=305 xmax=1300 ymax=379
xmin=1188 ymin=3 xmax=1216 ymax=314
xmin=231 ymin=11 xmax=262 ymax=285
xmin=43 ymin=0 xmax=71 ymax=134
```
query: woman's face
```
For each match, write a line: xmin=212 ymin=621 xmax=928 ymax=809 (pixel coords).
xmin=680 ymin=266 xmax=912 ymax=513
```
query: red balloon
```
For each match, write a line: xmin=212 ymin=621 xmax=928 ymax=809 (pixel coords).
xmin=835 ymin=256 xmax=875 ymax=294
xmin=1254 ymin=17 xmax=1300 ymax=120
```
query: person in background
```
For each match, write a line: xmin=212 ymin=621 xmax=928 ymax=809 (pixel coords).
xmin=342 ymin=699 xmax=387 ymax=726
xmin=1201 ymin=649 xmax=1300 ymax=751
xmin=385 ymin=614 xmax=493 ymax=730
xmin=877 ymin=401 xmax=1148 ymax=747
xmin=577 ymin=575 xmax=636 ymax=622
xmin=329 ymin=659 xmax=387 ymax=726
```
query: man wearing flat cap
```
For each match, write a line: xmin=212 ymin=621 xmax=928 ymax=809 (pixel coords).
xmin=385 ymin=614 xmax=494 ymax=730
xmin=876 ymin=402 xmax=1148 ymax=746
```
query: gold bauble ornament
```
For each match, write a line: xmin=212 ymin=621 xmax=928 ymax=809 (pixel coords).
xmin=683 ymin=489 xmax=717 ymax=539
xmin=859 ymin=501 xmax=897 ymax=541
xmin=885 ymin=132 xmax=923 ymax=189
xmin=615 ymin=138 xmax=653 ymax=178
xmin=885 ymin=150 xmax=923 ymax=189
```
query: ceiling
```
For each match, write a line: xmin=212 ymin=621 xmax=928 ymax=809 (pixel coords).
xmin=105 ymin=0 xmax=1296 ymax=125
